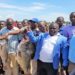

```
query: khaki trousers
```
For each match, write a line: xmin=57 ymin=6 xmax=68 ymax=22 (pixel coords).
xmin=0 ymin=44 xmax=8 ymax=66
xmin=5 ymin=53 xmax=18 ymax=75
xmin=16 ymin=50 xmax=31 ymax=75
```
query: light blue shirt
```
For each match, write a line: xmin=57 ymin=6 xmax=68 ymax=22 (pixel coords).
xmin=69 ymin=35 xmax=75 ymax=63
xmin=0 ymin=27 xmax=19 ymax=53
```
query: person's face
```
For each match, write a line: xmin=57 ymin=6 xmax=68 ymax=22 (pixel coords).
xmin=0 ymin=22 xmax=5 ymax=29
xmin=28 ymin=21 xmax=36 ymax=30
xmin=6 ymin=19 xmax=13 ymax=29
xmin=70 ymin=12 xmax=75 ymax=25
xmin=22 ymin=21 xmax=28 ymax=27
xmin=38 ymin=24 xmax=46 ymax=32
xmin=39 ymin=22 xmax=46 ymax=32
xmin=17 ymin=22 xmax=23 ymax=29
xmin=49 ymin=23 xmax=59 ymax=36
xmin=56 ymin=17 xmax=64 ymax=28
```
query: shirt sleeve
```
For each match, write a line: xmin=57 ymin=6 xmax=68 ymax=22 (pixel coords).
xmin=27 ymin=31 xmax=43 ymax=43
xmin=62 ymin=37 xmax=69 ymax=69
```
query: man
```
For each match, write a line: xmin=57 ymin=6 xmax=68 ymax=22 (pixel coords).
xmin=4 ymin=21 xmax=35 ymax=75
xmin=28 ymin=18 xmax=41 ymax=75
xmin=56 ymin=16 xmax=65 ymax=34
xmin=0 ymin=21 xmax=7 ymax=72
xmin=26 ymin=22 xmax=68 ymax=75
xmin=56 ymin=17 xmax=68 ymax=75
xmin=39 ymin=21 xmax=48 ymax=33
xmin=22 ymin=19 xmax=29 ymax=27
xmin=28 ymin=18 xmax=40 ymax=36
xmin=61 ymin=12 xmax=75 ymax=74
xmin=16 ymin=35 xmax=34 ymax=75
xmin=0 ymin=21 xmax=6 ymax=30
xmin=16 ymin=21 xmax=24 ymax=43
xmin=69 ymin=35 xmax=75 ymax=75
xmin=0 ymin=18 xmax=19 ymax=75
xmin=56 ymin=17 xmax=64 ymax=28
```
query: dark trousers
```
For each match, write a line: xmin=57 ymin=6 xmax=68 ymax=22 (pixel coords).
xmin=37 ymin=60 xmax=58 ymax=75
xmin=60 ymin=53 xmax=69 ymax=75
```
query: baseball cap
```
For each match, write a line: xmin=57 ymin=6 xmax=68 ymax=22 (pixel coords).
xmin=30 ymin=18 xmax=40 ymax=23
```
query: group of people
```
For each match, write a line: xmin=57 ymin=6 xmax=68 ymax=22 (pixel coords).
xmin=0 ymin=12 xmax=75 ymax=75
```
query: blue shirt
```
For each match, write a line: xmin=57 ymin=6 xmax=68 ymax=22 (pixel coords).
xmin=0 ymin=27 xmax=19 ymax=53
xmin=61 ymin=25 xmax=75 ymax=63
xmin=69 ymin=35 xmax=75 ymax=63
xmin=61 ymin=25 xmax=75 ymax=42
xmin=27 ymin=31 xmax=68 ymax=69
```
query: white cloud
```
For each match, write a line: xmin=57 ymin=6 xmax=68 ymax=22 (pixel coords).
xmin=0 ymin=3 xmax=18 ymax=9
xmin=0 ymin=2 xmax=69 ymax=21
xmin=0 ymin=2 xmax=46 ymax=20
xmin=0 ymin=2 xmax=45 ymax=12
xmin=32 ymin=2 xmax=46 ymax=7
xmin=32 ymin=2 xmax=62 ymax=9
xmin=0 ymin=2 xmax=61 ymax=12
xmin=36 ymin=12 xmax=69 ymax=22
xmin=50 ymin=12 xmax=69 ymax=21
xmin=0 ymin=11 xmax=16 ymax=20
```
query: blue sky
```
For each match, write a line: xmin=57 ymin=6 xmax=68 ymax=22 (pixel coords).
xmin=0 ymin=0 xmax=75 ymax=21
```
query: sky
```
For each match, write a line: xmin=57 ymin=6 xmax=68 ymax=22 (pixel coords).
xmin=0 ymin=0 xmax=75 ymax=22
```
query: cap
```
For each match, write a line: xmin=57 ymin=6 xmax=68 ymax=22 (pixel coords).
xmin=31 ymin=18 xmax=40 ymax=23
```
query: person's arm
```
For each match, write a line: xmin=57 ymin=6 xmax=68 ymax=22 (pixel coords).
xmin=8 ymin=27 xmax=28 ymax=35
xmin=8 ymin=26 xmax=42 ymax=43
xmin=62 ymin=37 xmax=69 ymax=73
xmin=62 ymin=70 xmax=67 ymax=75
xmin=27 ymin=31 xmax=42 ymax=43
xmin=0 ymin=33 xmax=8 ymax=40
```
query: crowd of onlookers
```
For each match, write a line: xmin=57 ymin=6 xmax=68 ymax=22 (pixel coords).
xmin=0 ymin=12 xmax=75 ymax=75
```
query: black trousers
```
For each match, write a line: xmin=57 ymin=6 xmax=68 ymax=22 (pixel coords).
xmin=37 ymin=60 xmax=58 ymax=75
xmin=60 ymin=53 xmax=69 ymax=75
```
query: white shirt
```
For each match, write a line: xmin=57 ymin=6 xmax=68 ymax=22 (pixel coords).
xmin=39 ymin=33 xmax=60 ymax=63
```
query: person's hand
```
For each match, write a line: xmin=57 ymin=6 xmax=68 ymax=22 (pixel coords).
xmin=21 ymin=26 xmax=31 ymax=33
xmin=62 ymin=70 xmax=67 ymax=75
xmin=20 ymin=26 xmax=28 ymax=32
xmin=3 ymin=33 xmax=9 ymax=39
